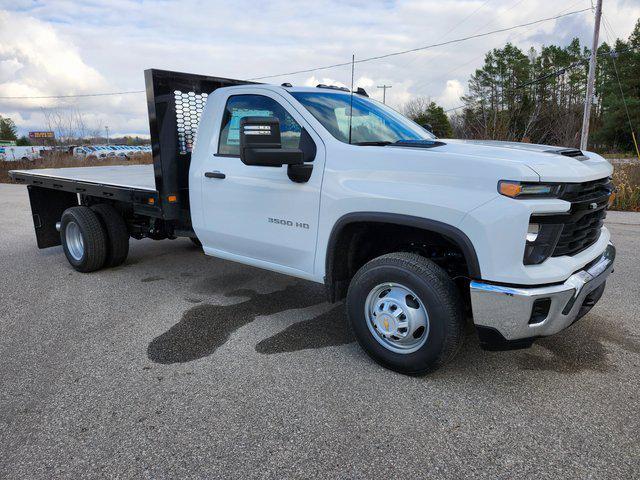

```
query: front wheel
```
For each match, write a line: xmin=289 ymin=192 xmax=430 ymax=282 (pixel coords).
xmin=346 ymin=252 xmax=464 ymax=375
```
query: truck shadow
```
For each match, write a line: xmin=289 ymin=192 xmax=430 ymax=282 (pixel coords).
xmin=447 ymin=313 xmax=640 ymax=375
xmin=148 ymin=271 xmax=639 ymax=372
xmin=513 ymin=313 xmax=640 ymax=374
xmin=147 ymin=282 xmax=353 ymax=364
xmin=255 ymin=304 xmax=353 ymax=354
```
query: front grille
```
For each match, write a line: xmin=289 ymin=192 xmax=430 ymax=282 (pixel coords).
xmin=552 ymin=208 xmax=607 ymax=256
xmin=560 ymin=177 xmax=612 ymax=203
xmin=551 ymin=177 xmax=612 ymax=257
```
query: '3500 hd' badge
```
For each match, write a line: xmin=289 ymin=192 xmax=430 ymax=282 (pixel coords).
xmin=268 ymin=218 xmax=310 ymax=229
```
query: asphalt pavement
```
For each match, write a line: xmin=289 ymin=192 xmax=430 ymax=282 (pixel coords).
xmin=0 ymin=183 xmax=638 ymax=479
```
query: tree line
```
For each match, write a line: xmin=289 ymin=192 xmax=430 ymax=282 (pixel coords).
xmin=404 ymin=18 xmax=640 ymax=153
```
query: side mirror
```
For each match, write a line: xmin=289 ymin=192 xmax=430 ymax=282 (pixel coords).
xmin=240 ymin=117 xmax=304 ymax=167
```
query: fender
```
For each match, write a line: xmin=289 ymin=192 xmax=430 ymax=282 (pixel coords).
xmin=324 ymin=212 xmax=482 ymax=301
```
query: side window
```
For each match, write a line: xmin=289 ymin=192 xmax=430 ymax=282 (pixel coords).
xmin=218 ymin=94 xmax=302 ymax=156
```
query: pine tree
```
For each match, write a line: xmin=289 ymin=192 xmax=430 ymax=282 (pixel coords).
xmin=593 ymin=20 xmax=640 ymax=152
xmin=0 ymin=116 xmax=18 ymax=141
xmin=454 ymin=18 xmax=640 ymax=152
xmin=403 ymin=98 xmax=453 ymax=138
xmin=16 ymin=135 xmax=31 ymax=146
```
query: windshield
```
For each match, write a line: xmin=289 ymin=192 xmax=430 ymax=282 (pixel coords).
xmin=290 ymin=91 xmax=436 ymax=144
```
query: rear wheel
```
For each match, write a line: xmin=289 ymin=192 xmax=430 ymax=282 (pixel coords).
xmin=91 ymin=204 xmax=129 ymax=267
xmin=346 ymin=252 xmax=464 ymax=375
xmin=60 ymin=206 xmax=107 ymax=272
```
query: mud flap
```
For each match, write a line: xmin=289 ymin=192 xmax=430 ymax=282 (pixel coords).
xmin=27 ymin=186 xmax=78 ymax=248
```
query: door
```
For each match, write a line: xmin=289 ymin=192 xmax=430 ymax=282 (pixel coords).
xmin=198 ymin=90 xmax=325 ymax=277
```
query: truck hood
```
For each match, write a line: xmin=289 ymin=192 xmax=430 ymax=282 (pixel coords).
xmin=441 ymin=139 xmax=613 ymax=182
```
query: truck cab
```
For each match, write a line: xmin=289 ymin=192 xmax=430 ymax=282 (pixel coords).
xmin=9 ymin=69 xmax=616 ymax=374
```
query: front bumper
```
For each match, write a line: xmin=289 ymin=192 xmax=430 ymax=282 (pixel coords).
xmin=470 ymin=243 xmax=615 ymax=342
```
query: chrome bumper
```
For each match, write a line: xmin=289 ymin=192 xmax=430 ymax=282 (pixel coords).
xmin=470 ymin=243 xmax=615 ymax=341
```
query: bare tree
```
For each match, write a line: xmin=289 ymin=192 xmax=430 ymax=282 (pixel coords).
xmin=402 ymin=97 xmax=431 ymax=120
xmin=41 ymin=106 xmax=91 ymax=145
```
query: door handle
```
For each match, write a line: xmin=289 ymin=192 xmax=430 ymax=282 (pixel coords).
xmin=204 ymin=171 xmax=225 ymax=179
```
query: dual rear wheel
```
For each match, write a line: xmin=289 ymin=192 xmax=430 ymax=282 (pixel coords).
xmin=60 ymin=205 xmax=129 ymax=272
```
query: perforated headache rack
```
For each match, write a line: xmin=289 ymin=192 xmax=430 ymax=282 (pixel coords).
xmin=144 ymin=69 xmax=257 ymax=222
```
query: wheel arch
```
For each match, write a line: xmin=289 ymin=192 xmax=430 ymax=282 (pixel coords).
xmin=324 ymin=212 xmax=481 ymax=302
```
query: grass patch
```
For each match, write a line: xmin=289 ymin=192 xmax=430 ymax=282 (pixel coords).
xmin=0 ymin=153 xmax=153 ymax=184
xmin=601 ymin=152 xmax=639 ymax=160
xmin=611 ymin=162 xmax=640 ymax=212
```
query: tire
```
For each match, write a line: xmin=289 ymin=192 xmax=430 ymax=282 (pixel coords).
xmin=190 ymin=237 xmax=202 ymax=248
xmin=91 ymin=204 xmax=129 ymax=267
xmin=60 ymin=206 xmax=108 ymax=272
xmin=346 ymin=252 xmax=464 ymax=375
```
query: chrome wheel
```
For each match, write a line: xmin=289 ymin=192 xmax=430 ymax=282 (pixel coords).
xmin=364 ymin=282 xmax=430 ymax=354
xmin=65 ymin=221 xmax=85 ymax=261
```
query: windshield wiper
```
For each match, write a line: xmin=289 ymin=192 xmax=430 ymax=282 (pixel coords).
xmin=394 ymin=139 xmax=446 ymax=148
xmin=351 ymin=141 xmax=393 ymax=146
xmin=352 ymin=140 xmax=446 ymax=147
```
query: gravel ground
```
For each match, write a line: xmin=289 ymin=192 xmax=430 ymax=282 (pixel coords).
xmin=0 ymin=183 xmax=638 ymax=479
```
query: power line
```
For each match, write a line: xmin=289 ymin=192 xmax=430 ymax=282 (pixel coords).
xmin=445 ymin=104 xmax=466 ymax=113
xmin=392 ymin=0 xmax=495 ymax=73
xmin=247 ymin=8 xmax=593 ymax=81
xmin=0 ymin=8 xmax=592 ymax=101
xmin=0 ymin=90 xmax=145 ymax=100
xmin=408 ymin=0 xmax=585 ymax=95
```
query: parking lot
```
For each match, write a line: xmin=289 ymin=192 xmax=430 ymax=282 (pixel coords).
xmin=0 ymin=182 xmax=638 ymax=479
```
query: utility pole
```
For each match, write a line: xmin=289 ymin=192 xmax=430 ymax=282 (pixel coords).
xmin=580 ymin=0 xmax=603 ymax=151
xmin=105 ymin=125 xmax=110 ymax=145
xmin=377 ymin=84 xmax=392 ymax=104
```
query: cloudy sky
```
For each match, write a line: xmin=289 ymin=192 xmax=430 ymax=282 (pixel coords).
xmin=1 ymin=0 xmax=639 ymax=138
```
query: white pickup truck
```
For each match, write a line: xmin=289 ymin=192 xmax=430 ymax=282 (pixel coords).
xmin=10 ymin=69 xmax=616 ymax=374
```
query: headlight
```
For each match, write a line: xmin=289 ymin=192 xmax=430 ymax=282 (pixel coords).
xmin=523 ymin=219 xmax=563 ymax=265
xmin=498 ymin=181 xmax=562 ymax=198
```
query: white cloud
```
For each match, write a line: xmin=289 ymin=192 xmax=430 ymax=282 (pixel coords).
xmin=303 ymin=76 xmax=348 ymax=88
xmin=0 ymin=1 xmax=639 ymax=136
xmin=437 ymin=79 xmax=465 ymax=108
xmin=0 ymin=10 xmax=108 ymax=104
xmin=0 ymin=10 xmax=148 ymax=137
